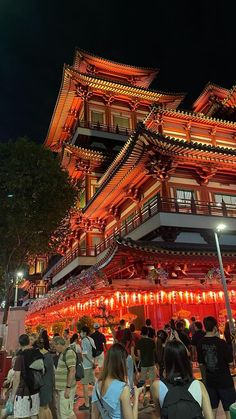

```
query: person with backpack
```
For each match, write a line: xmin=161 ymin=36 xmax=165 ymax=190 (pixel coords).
xmin=151 ymin=339 xmax=213 ymax=419
xmin=36 ymin=337 xmax=54 ymax=419
xmin=91 ymin=323 xmax=107 ymax=372
xmin=11 ymin=334 xmax=44 ymax=419
xmin=91 ymin=343 xmax=143 ymax=418
xmin=53 ymin=336 xmax=77 ymax=419
xmin=79 ymin=326 xmax=97 ymax=411
xmin=197 ymin=316 xmax=236 ymax=419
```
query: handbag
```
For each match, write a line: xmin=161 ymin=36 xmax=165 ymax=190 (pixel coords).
xmin=95 ymin=384 xmax=112 ymax=419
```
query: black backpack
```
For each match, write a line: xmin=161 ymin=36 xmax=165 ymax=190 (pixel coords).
xmin=161 ymin=379 xmax=204 ymax=419
xmin=20 ymin=349 xmax=45 ymax=395
xmin=63 ymin=347 xmax=85 ymax=381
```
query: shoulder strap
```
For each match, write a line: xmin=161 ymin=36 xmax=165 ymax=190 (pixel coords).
xmin=95 ymin=383 xmax=112 ymax=419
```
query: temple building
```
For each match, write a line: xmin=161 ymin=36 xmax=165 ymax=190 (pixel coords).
xmin=25 ymin=49 xmax=236 ymax=331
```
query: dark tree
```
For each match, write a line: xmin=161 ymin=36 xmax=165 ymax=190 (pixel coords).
xmin=0 ymin=138 xmax=77 ymax=347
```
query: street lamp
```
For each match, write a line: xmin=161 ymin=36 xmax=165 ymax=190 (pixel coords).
xmin=14 ymin=271 xmax=23 ymax=307
xmin=214 ymin=224 xmax=235 ymax=334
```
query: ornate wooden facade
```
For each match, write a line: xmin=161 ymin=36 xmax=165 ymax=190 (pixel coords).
xmin=26 ymin=49 xmax=236 ymax=328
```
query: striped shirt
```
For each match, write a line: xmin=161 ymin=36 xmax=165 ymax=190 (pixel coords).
xmin=55 ymin=349 xmax=76 ymax=390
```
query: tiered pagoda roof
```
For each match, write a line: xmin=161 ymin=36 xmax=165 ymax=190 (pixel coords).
xmin=83 ymin=123 xmax=236 ymax=218
xmin=44 ymin=50 xmax=186 ymax=151
xmin=193 ymin=82 xmax=236 ymax=121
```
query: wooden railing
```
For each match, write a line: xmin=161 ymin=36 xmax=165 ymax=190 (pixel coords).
xmin=51 ymin=197 xmax=236 ymax=277
xmin=51 ymin=246 xmax=96 ymax=277
xmin=95 ymin=197 xmax=236 ymax=254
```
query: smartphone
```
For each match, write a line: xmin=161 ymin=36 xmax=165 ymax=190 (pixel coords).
xmin=137 ymin=380 xmax=145 ymax=388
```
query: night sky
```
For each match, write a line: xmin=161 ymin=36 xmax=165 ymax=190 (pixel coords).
xmin=0 ymin=1 xmax=235 ymax=144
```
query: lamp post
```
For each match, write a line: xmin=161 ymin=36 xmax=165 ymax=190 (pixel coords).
xmin=214 ymin=224 xmax=235 ymax=334
xmin=14 ymin=272 xmax=23 ymax=307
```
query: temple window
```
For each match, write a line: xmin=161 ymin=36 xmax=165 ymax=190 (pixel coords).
xmin=215 ymin=194 xmax=236 ymax=206
xmin=176 ymin=189 xmax=194 ymax=207
xmin=113 ymin=114 xmax=130 ymax=129
xmin=91 ymin=110 xmax=104 ymax=124
xmin=36 ymin=260 xmax=45 ymax=273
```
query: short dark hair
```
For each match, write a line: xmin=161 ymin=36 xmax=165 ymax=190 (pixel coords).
xmin=81 ymin=326 xmax=90 ymax=335
xmin=19 ymin=334 xmax=29 ymax=347
xmin=64 ymin=328 xmax=69 ymax=334
xmin=141 ymin=326 xmax=148 ymax=336
xmin=70 ymin=333 xmax=78 ymax=344
xmin=146 ymin=318 xmax=151 ymax=326
xmin=120 ymin=319 xmax=125 ymax=327
xmin=130 ymin=323 xmax=135 ymax=332
xmin=164 ymin=340 xmax=193 ymax=384
xmin=176 ymin=321 xmax=184 ymax=330
xmin=203 ymin=316 xmax=217 ymax=332
xmin=195 ymin=321 xmax=203 ymax=330
xmin=191 ymin=317 xmax=196 ymax=322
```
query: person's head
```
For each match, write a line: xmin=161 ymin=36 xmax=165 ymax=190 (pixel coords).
xmin=63 ymin=328 xmax=70 ymax=339
xmin=29 ymin=333 xmax=38 ymax=347
xmin=224 ymin=321 xmax=230 ymax=332
xmin=146 ymin=318 xmax=151 ymax=327
xmin=41 ymin=330 xmax=48 ymax=339
xmin=141 ymin=326 xmax=148 ymax=337
xmin=164 ymin=324 xmax=171 ymax=332
xmin=194 ymin=321 xmax=203 ymax=331
xmin=203 ymin=316 xmax=217 ymax=333
xmin=93 ymin=323 xmax=100 ymax=331
xmin=121 ymin=328 xmax=132 ymax=346
xmin=53 ymin=336 xmax=67 ymax=353
xmin=119 ymin=319 xmax=126 ymax=329
xmin=53 ymin=332 xmax=60 ymax=338
xmin=80 ymin=326 xmax=90 ymax=339
xmin=164 ymin=340 xmax=193 ymax=384
xmin=70 ymin=333 xmax=78 ymax=344
xmin=176 ymin=321 xmax=184 ymax=331
xmin=41 ymin=330 xmax=50 ymax=346
xmin=130 ymin=323 xmax=135 ymax=333
xmin=157 ymin=329 xmax=168 ymax=343
xmin=19 ymin=334 xmax=30 ymax=348
xmin=36 ymin=337 xmax=45 ymax=350
xmin=191 ymin=317 xmax=196 ymax=322
xmin=100 ymin=343 xmax=128 ymax=388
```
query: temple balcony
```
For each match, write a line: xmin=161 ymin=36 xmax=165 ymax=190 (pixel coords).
xmin=71 ymin=120 xmax=133 ymax=144
xmin=46 ymin=197 xmax=236 ymax=284
xmin=95 ymin=197 xmax=236 ymax=257
xmin=44 ymin=247 xmax=97 ymax=285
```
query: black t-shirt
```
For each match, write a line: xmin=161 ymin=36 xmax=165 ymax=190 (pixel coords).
xmin=90 ymin=331 xmax=106 ymax=353
xmin=136 ymin=337 xmax=156 ymax=367
xmin=177 ymin=331 xmax=191 ymax=349
xmin=191 ymin=330 xmax=206 ymax=347
xmin=197 ymin=336 xmax=234 ymax=388
xmin=147 ymin=326 xmax=156 ymax=339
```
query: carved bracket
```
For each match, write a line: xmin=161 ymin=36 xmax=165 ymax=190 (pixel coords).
xmin=76 ymin=83 xmax=93 ymax=101
xmin=76 ymin=215 xmax=106 ymax=232
xmin=194 ymin=165 xmax=218 ymax=185
xmin=123 ymin=186 xmax=140 ymax=202
xmin=157 ymin=226 xmax=180 ymax=242
xmin=145 ymin=151 xmax=176 ymax=181
xmin=106 ymin=205 xmax=120 ymax=221
xmin=75 ymin=158 xmax=91 ymax=175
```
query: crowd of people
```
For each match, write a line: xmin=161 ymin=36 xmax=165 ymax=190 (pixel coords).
xmin=0 ymin=316 xmax=235 ymax=418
